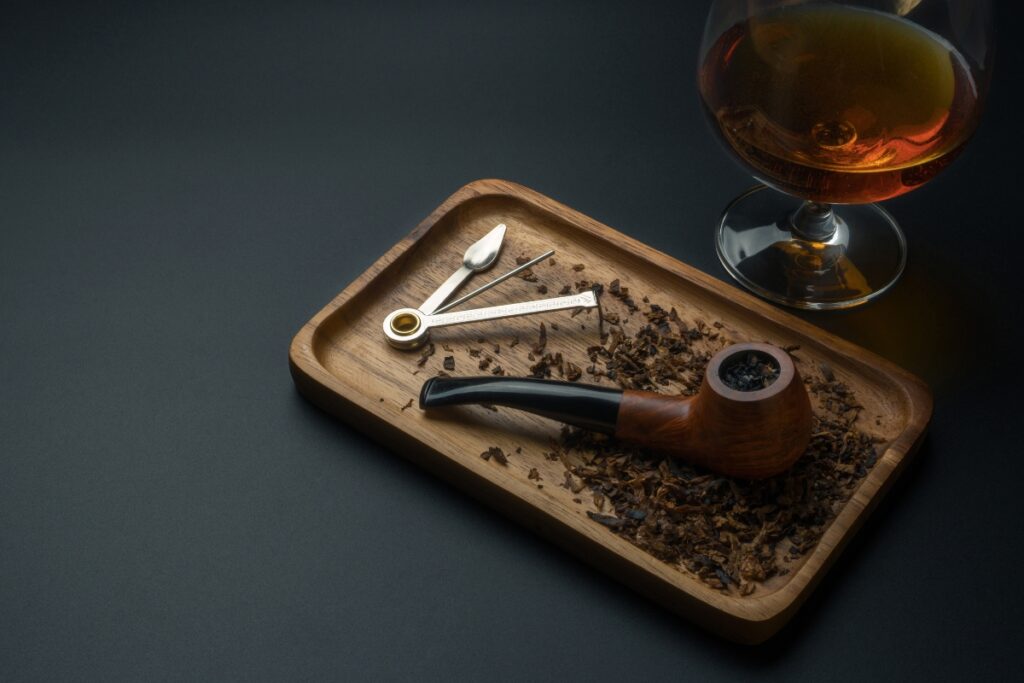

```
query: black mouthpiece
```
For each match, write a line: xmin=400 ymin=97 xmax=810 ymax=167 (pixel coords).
xmin=419 ymin=376 xmax=623 ymax=434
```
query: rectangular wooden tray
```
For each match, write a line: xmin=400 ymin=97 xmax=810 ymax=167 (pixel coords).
xmin=289 ymin=179 xmax=931 ymax=643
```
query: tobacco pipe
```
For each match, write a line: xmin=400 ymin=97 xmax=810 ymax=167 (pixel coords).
xmin=419 ymin=343 xmax=812 ymax=479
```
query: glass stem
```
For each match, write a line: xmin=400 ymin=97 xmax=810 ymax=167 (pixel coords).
xmin=790 ymin=201 xmax=838 ymax=242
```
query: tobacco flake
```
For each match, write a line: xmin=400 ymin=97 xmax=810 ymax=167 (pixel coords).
xmin=587 ymin=512 xmax=627 ymax=529
xmin=481 ymin=446 xmax=508 ymax=465
xmin=533 ymin=323 xmax=547 ymax=355
xmin=416 ymin=343 xmax=436 ymax=367
xmin=565 ymin=362 xmax=582 ymax=381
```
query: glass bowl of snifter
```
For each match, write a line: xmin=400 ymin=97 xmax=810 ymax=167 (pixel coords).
xmin=698 ymin=0 xmax=993 ymax=309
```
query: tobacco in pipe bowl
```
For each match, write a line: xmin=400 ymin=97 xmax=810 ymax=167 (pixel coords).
xmin=419 ymin=342 xmax=812 ymax=479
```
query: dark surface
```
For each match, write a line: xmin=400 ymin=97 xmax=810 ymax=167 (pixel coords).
xmin=2 ymin=1 xmax=1022 ymax=680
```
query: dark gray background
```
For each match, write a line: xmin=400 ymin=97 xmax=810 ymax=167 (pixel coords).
xmin=2 ymin=1 xmax=1022 ymax=680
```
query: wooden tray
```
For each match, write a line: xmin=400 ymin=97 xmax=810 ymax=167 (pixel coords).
xmin=289 ymin=179 xmax=931 ymax=643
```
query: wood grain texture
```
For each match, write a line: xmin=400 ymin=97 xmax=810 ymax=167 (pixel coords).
xmin=616 ymin=342 xmax=813 ymax=479
xmin=288 ymin=179 xmax=932 ymax=643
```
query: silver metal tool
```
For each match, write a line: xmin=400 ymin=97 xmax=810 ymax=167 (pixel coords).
xmin=433 ymin=250 xmax=555 ymax=314
xmin=383 ymin=290 xmax=598 ymax=350
xmin=418 ymin=223 xmax=506 ymax=315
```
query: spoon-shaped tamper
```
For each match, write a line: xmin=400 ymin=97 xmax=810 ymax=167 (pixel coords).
xmin=419 ymin=223 xmax=506 ymax=315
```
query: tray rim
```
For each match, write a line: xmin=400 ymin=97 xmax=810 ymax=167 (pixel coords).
xmin=289 ymin=178 xmax=933 ymax=643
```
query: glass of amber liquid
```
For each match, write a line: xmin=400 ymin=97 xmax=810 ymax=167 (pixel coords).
xmin=699 ymin=0 xmax=992 ymax=309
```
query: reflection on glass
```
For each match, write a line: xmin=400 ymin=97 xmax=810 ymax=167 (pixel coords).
xmin=698 ymin=0 xmax=992 ymax=309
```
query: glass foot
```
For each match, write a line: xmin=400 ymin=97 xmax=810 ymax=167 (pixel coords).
xmin=715 ymin=186 xmax=907 ymax=310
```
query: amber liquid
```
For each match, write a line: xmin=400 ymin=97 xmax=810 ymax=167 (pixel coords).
xmin=699 ymin=5 xmax=981 ymax=204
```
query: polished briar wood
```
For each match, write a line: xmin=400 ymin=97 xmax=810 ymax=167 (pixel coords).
xmin=616 ymin=343 xmax=812 ymax=479
xmin=288 ymin=179 xmax=932 ymax=643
